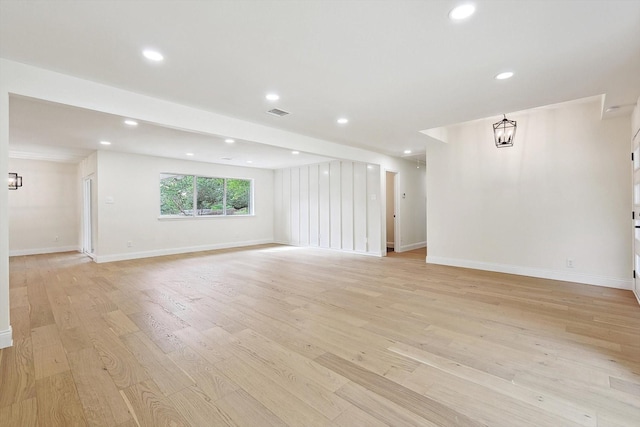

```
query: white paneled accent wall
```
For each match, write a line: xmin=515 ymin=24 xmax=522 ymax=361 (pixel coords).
xmin=275 ymin=161 xmax=382 ymax=255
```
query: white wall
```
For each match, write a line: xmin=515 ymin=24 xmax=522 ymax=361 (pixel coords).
xmin=427 ymin=98 xmax=632 ymax=289
xmin=8 ymin=159 xmax=80 ymax=255
xmin=94 ymin=151 xmax=274 ymax=262
xmin=0 ymin=88 xmax=9 ymax=348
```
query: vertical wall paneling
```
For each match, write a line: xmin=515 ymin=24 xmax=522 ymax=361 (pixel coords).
xmin=299 ymin=166 xmax=310 ymax=246
xmin=353 ymin=163 xmax=367 ymax=252
xmin=341 ymin=161 xmax=354 ymax=251
xmin=329 ymin=161 xmax=342 ymax=249
xmin=367 ymin=164 xmax=382 ymax=255
xmin=319 ymin=162 xmax=330 ymax=248
xmin=309 ymin=164 xmax=320 ymax=247
xmin=290 ymin=168 xmax=301 ymax=245
xmin=282 ymin=168 xmax=292 ymax=243
xmin=275 ymin=160 xmax=383 ymax=256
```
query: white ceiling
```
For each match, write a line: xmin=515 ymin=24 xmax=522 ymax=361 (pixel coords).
xmin=1 ymin=0 xmax=639 ymax=163
xmin=8 ymin=96 xmax=334 ymax=168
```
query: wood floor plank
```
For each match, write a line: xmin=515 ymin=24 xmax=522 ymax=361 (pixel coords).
xmin=67 ymin=347 xmax=132 ymax=426
xmin=335 ymin=380 xmax=439 ymax=427
xmin=0 ymin=397 xmax=38 ymax=427
xmin=89 ymin=328 xmax=150 ymax=389
xmin=36 ymin=370 xmax=87 ymax=426
xmin=120 ymin=331 xmax=193 ymax=396
xmin=166 ymin=344 xmax=239 ymax=401
xmin=215 ymin=356 xmax=334 ymax=427
xmin=315 ymin=351 xmax=485 ymax=427
xmin=168 ymin=386 xmax=237 ymax=427
xmin=120 ymin=379 xmax=189 ymax=427
xmin=0 ymin=338 xmax=36 ymax=408
xmin=214 ymin=389 xmax=287 ymax=427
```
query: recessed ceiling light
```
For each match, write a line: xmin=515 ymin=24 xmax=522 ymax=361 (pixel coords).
xmin=337 ymin=118 xmax=349 ymax=124
xmin=225 ymin=138 xmax=235 ymax=144
xmin=404 ymin=150 xmax=412 ymax=154
xmin=246 ymin=160 xmax=253 ymax=164
xmin=124 ymin=119 xmax=138 ymax=126
xmin=142 ymin=49 xmax=164 ymax=62
xmin=266 ymin=93 xmax=280 ymax=101
xmin=495 ymin=71 xmax=514 ymax=80
xmin=292 ymin=151 xmax=300 ymax=155
xmin=186 ymin=153 xmax=194 ymax=156
xmin=100 ymin=140 xmax=111 ymax=145
xmin=449 ymin=3 xmax=476 ymax=20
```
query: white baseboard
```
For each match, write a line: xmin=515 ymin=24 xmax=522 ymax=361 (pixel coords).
xmin=0 ymin=326 xmax=12 ymax=349
xmin=95 ymin=239 xmax=274 ymax=263
xmin=634 ymin=289 xmax=640 ymax=305
xmin=276 ymin=240 xmax=385 ymax=257
xmin=9 ymin=245 xmax=80 ymax=257
xmin=396 ymin=241 xmax=426 ymax=253
xmin=426 ymin=256 xmax=633 ymax=290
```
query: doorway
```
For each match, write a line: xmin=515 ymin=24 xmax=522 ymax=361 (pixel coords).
xmin=633 ymin=130 xmax=640 ymax=301
xmin=82 ymin=177 xmax=94 ymax=256
xmin=386 ymin=171 xmax=398 ymax=253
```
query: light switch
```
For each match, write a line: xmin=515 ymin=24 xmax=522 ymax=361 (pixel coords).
xmin=106 ymin=196 xmax=114 ymax=204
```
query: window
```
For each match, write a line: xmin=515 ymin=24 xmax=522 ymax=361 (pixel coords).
xmin=160 ymin=173 xmax=252 ymax=217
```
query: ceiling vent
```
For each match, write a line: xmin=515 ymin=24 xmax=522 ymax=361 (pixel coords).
xmin=266 ymin=108 xmax=290 ymax=117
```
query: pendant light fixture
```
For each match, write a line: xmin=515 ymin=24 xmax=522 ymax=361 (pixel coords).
xmin=8 ymin=172 xmax=22 ymax=190
xmin=493 ymin=114 xmax=517 ymax=148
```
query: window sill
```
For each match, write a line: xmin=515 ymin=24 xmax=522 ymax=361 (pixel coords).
xmin=158 ymin=214 xmax=255 ymax=221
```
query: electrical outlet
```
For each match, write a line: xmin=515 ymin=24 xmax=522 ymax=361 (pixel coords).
xmin=54 ymin=235 xmax=59 ymax=242
xmin=127 ymin=241 xmax=133 ymax=248
xmin=566 ymin=258 xmax=574 ymax=268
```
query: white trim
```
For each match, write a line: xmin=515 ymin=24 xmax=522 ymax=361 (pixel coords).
xmin=426 ymin=256 xmax=633 ymax=290
xmin=0 ymin=326 xmax=12 ymax=349
xmin=95 ymin=239 xmax=273 ymax=263
xmin=276 ymin=241 xmax=384 ymax=258
xmin=634 ymin=289 xmax=640 ymax=305
xmin=386 ymin=241 xmax=395 ymax=248
xmin=9 ymin=246 xmax=80 ymax=257
xmin=396 ymin=241 xmax=426 ymax=253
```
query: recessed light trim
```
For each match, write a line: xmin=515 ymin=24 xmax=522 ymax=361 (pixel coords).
xmin=449 ymin=3 xmax=476 ymax=20
xmin=337 ymin=118 xmax=349 ymax=124
xmin=266 ymin=93 xmax=280 ymax=101
xmin=404 ymin=150 xmax=412 ymax=154
xmin=124 ymin=119 xmax=138 ymax=126
xmin=142 ymin=49 xmax=164 ymax=62
xmin=495 ymin=71 xmax=514 ymax=80
xmin=100 ymin=140 xmax=111 ymax=145
xmin=186 ymin=153 xmax=194 ymax=156
xmin=246 ymin=160 xmax=253 ymax=164
xmin=292 ymin=151 xmax=300 ymax=155
xmin=225 ymin=138 xmax=235 ymax=144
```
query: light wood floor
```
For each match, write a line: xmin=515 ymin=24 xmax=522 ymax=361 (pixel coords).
xmin=1 ymin=245 xmax=639 ymax=426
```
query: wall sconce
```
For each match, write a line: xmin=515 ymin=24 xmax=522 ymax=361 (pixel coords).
xmin=8 ymin=172 xmax=22 ymax=190
xmin=493 ymin=114 xmax=517 ymax=148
